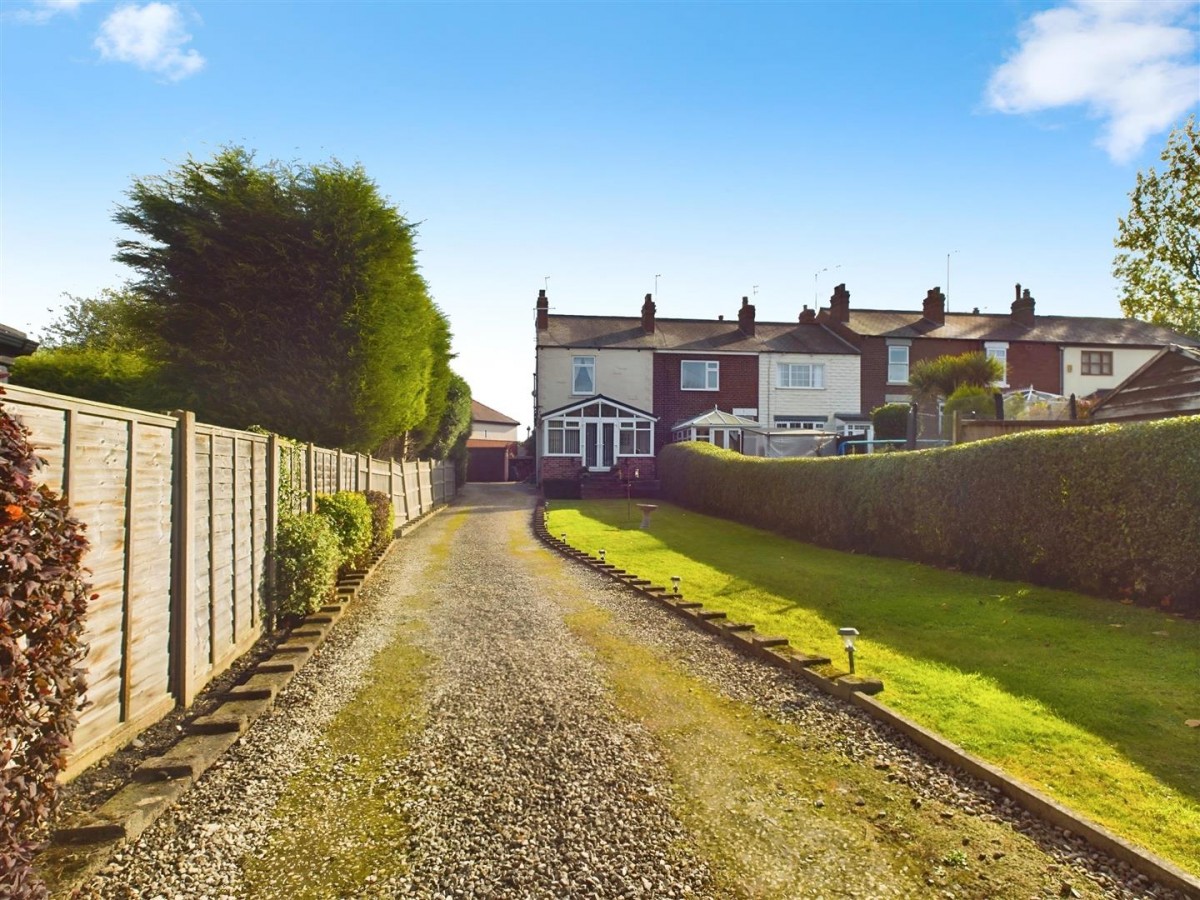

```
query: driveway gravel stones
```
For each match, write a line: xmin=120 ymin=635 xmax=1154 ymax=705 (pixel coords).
xmin=65 ymin=484 xmax=1192 ymax=899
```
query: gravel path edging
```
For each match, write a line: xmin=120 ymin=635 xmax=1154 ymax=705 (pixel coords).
xmin=536 ymin=502 xmax=1200 ymax=898
xmin=36 ymin=504 xmax=451 ymax=899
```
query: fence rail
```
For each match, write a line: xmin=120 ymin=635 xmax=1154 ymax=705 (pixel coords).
xmin=3 ymin=384 xmax=456 ymax=775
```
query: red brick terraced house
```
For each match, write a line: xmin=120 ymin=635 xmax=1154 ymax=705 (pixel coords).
xmin=817 ymin=282 xmax=1200 ymax=415
xmin=533 ymin=289 xmax=861 ymax=492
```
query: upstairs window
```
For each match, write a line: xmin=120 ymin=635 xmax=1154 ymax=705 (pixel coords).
xmin=681 ymin=359 xmax=719 ymax=391
xmin=985 ymin=342 xmax=1009 ymax=386
xmin=1081 ymin=351 xmax=1113 ymax=376
xmin=778 ymin=363 xmax=825 ymax=389
xmin=887 ymin=344 xmax=910 ymax=384
xmin=572 ymin=356 xmax=596 ymax=395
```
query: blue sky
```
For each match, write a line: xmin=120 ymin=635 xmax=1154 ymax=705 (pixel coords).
xmin=2 ymin=0 xmax=1198 ymax=434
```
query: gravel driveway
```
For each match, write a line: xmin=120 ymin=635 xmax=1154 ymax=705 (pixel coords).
xmin=72 ymin=484 xmax=1188 ymax=900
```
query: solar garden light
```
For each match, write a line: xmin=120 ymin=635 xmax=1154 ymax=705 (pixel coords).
xmin=599 ymin=549 xmax=606 ymax=563
xmin=838 ymin=627 xmax=859 ymax=674
xmin=671 ymin=575 xmax=682 ymax=595
xmin=561 ymin=532 xmax=567 ymax=543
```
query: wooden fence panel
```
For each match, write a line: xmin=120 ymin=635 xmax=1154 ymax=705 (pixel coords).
xmin=1 ymin=386 xmax=454 ymax=774
xmin=208 ymin=432 xmax=236 ymax=665
xmin=192 ymin=432 xmax=214 ymax=679
xmin=123 ymin=423 xmax=174 ymax=725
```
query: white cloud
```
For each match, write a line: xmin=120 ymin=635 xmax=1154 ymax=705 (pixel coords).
xmin=95 ymin=2 xmax=204 ymax=82
xmin=6 ymin=0 xmax=94 ymax=25
xmin=986 ymin=0 xmax=1200 ymax=162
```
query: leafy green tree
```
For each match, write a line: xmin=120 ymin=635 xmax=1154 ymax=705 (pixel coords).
xmin=114 ymin=147 xmax=446 ymax=451
xmin=1114 ymin=117 xmax=1199 ymax=339
xmin=39 ymin=287 xmax=158 ymax=353
xmin=908 ymin=351 xmax=1003 ymax=399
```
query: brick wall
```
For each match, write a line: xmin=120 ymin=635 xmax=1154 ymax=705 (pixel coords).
xmin=1006 ymin=342 xmax=1061 ymax=394
xmin=653 ymin=353 xmax=759 ymax=451
xmin=861 ymin=337 xmax=1063 ymax=410
xmin=541 ymin=456 xmax=584 ymax=479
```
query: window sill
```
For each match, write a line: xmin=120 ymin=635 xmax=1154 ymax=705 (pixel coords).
xmin=776 ymin=385 xmax=825 ymax=390
xmin=681 ymin=387 xmax=719 ymax=392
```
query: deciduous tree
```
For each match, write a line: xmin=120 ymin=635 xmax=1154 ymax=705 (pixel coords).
xmin=1114 ymin=117 xmax=1200 ymax=339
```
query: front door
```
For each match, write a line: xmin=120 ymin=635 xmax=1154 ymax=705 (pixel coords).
xmin=585 ymin=422 xmax=616 ymax=471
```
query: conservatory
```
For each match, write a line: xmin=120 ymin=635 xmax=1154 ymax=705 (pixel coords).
xmin=540 ymin=395 xmax=657 ymax=472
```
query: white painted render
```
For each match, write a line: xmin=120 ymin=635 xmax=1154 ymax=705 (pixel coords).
xmin=470 ymin=422 xmax=520 ymax=442
xmin=537 ymin=347 xmax=654 ymax=416
xmin=757 ymin=353 xmax=861 ymax=425
xmin=1061 ymin=346 xmax=1159 ymax=398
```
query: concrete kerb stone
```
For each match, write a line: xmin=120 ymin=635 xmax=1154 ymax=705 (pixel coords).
xmin=531 ymin=500 xmax=1196 ymax=896
xmin=41 ymin=514 xmax=420 ymax=898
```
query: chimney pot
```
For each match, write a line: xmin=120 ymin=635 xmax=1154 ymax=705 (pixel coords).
xmin=1011 ymin=284 xmax=1035 ymax=326
xmin=737 ymin=295 xmax=756 ymax=335
xmin=922 ymin=286 xmax=946 ymax=325
xmin=798 ymin=304 xmax=816 ymax=324
xmin=640 ymin=292 xmax=656 ymax=333
xmin=828 ymin=282 xmax=851 ymax=324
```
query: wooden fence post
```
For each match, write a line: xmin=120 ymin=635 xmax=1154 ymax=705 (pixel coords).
xmin=306 ymin=442 xmax=316 ymax=512
xmin=336 ymin=449 xmax=343 ymax=492
xmin=265 ymin=433 xmax=280 ymax=629
xmin=171 ymin=411 xmax=198 ymax=706
xmin=399 ymin=460 xmax=411 ymax=525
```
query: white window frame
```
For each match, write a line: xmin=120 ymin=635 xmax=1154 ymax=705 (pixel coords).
xmin=681 ymin=359 xmax=719 ymax=391
xmin=774 ymin=416 xmax=825 ymax=430
xmin=985 ymin=342 xmax=1009 ymax=387
xmin=777 ymin=362 xmax=825 ymax=389
xmin=617 ymin=420 xmax=653 ymax=456
xmin=887 ymin=343 xmax=910 ymax=384
xmin=544 ymin=419 xmax=582 ymax=456
xmin=571 ymin=355 xmax=596 ymax=396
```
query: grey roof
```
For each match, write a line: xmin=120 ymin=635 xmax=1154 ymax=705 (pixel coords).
xmin=843 ymin=310 xmax=1200 ymax=347
xmin=539 ymin=315 xmax=858 ymax=355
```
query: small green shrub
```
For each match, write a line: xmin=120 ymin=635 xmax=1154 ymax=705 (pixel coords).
xmin=272 ymin=512 xmax=340 ymax=617
xmin=315 ymin=491 xmax=373 ymax=569
xmin=944 ymin=386 xmax=995 ymax=437
xmin=1 ymin=391 xmax=91 ymax=898
xmin=659 ymin=416 xmax=1200 ymax=613
xmin=361 ymin=490 xmax=395 ymax=561
xmin=870 ymin=403 xmax=909 ymax=441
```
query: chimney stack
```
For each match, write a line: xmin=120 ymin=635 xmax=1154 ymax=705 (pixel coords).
xmin=641 ymin=293 xmax=656 ymax=333
xmin=1011 ymin=283 xmax=1035 ymax=327
xmin=536 ymin=288 xmax=549 ymax=331
xmin=828 ymin=283 xmax=851 ymax=324
xmin=922 ymin=286 xmax=946 ymax=325
xmin=737 ymin=296 xmax=756 ymax=336
xmin=798 ymin=304 xmax=816 ymax=324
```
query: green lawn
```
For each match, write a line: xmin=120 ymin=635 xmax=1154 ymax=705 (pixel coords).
xmin=546 ymin=499 xmax=1200 ymax=875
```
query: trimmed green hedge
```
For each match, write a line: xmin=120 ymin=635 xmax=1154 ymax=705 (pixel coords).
xmin=361 ymin=490 xmax=395 ymax=563
xmin=659 ymin=416 xmax=1200 ymax=614
xmin=315 ymin=491 xmax=373 ymax=571
xmin=272 ymin=513 xmax=341 ymax=617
